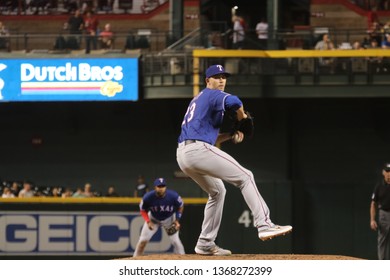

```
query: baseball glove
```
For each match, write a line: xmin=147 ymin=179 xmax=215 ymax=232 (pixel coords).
xmin=165 ymin=223 xmax=179 ymax=236
xmin=233 ymin=111 xmax=254 ymax=138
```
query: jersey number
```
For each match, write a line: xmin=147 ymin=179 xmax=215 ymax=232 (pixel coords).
xmin=182 ymin=102 xmax=196 ymax=126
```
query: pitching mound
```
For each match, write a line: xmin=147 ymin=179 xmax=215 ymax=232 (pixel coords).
xmin=120 ymin=254 xmax=363 ymax=260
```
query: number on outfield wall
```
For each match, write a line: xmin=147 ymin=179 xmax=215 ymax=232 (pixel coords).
xmin=238 ymin=210 xmax=254 ymax=228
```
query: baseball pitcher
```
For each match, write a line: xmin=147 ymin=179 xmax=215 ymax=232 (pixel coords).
xmin=176 ymin=64 xmax=292 ymax=256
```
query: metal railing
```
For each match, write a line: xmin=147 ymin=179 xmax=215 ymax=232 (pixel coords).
xmin=0 ymin=30 xmax=173 ymax=53
xmin=0 ymin=27 xmax=386 ymax=53
xmin=142 ymin=49 xmax=390 ymax=90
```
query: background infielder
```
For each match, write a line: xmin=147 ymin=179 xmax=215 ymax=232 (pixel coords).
xmin=176 ymin=64 xmax=292 ymax=256
xmin=133 ymin=177 xmax=185 ymax=257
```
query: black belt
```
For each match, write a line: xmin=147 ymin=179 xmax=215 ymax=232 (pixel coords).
xmin=184 ymin=140 xmax=196 ymax=145
xmin=178 ymin=140 xmax=197 ymax=148
xmin=178 ymin=140 xmax=209 ymax=147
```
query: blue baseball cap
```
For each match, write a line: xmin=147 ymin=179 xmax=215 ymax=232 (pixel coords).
xmin=205 ymin=65 xmax=231 ymax=78
xmin=154 ymin=177 xmax=166 ymax=187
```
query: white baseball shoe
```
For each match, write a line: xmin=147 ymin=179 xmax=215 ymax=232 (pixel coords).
xmin=258 ymin=225 xmax=292 ymax=241
xmin=195 ymin=245 xmax=232 ymax=256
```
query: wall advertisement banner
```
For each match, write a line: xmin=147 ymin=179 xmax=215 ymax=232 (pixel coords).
xmin=0 ymin=211 xmax=171 ymax=256
xmin=0 ymin=58 xmax=138 ymax=101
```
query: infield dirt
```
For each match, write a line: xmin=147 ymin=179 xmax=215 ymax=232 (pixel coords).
xmin=120 ymin=254 xmax=363 ymax=260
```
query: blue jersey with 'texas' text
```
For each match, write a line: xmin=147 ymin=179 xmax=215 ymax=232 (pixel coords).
xmin=139 ymin=189 xmax=183 ymax=221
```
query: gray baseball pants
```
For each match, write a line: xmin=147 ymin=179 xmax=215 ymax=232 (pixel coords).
xmin=177 ymin=140 xmax=274 ymax=248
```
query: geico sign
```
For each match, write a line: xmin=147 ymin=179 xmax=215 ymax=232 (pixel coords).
xmin=0 ymin=212 xmax=171 ymax=254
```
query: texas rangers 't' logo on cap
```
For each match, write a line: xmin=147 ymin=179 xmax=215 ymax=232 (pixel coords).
xmin=205 ymin=64 xmax=231 ymax=78
xmin=154 ymin=177 xmax=166 ymax=186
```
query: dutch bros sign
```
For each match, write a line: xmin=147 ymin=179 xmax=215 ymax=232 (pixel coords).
xmin=0 ymin=57 xmax=138 ymax=101
xmin=0 ymin=211 xmax=172 ymax=256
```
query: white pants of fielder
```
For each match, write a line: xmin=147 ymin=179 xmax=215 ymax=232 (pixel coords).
xmin=177 ymin=141 xmax=275 ymax=248
xmin=133 ymin=214 xmax=185 ymax=257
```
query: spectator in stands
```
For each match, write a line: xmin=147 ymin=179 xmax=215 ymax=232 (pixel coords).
xmin=315 ymin=33 xmax=334 ymax=50
xmin=72 ymin=187 xmax=86 ymax=198
xmin=66 ymin=9 xmax=84 ymax=34
xmin=51 ymin=187 xmax=61 ymax=197
xmin=2 ymin=187 xmax=15 ymax=198
xmin=84 ymin=10 xmax=99 ymax=54
xmin=65 ymin=8 xmax=84 ymax=48
xmin=0 ymin=21 xmax=9 ymax=35
xmin=0 ymin=21 xmax=10 ymax=51
xmin=231 ymin=14 xmax=245 ymax=49
xmin=33 ymin=187 xmax=45 ymax=197
xmin=352 ymin=40 xmax=364 ymax=49
xmin=10 ymin=181 xmax=20 ymax=197
xmin=383 ymin=20 xmax=390 ymax=35
xmin=83 ymin=182 xmax=95 ymax=197
xmin=255 ymin=18 xmax=268 ymax=50
xmin=381 ymin=33 xmax=390 ymax=48
xmin=105 ymin=185 xmax=119 ymax=197
xmin=314 ymin=33 xmax=336 ymax=72
xmin=62 ymin=187 xmax=73 ymax=198
xmin=368 ymin=20 xmax=384 ymax=46
xmin=362 ymin=36 xmax=371 ymax=48
xmin=99 ymin=23 xmax=114 ymax=49
xmin=349 ymin=40 xmax=367 ymax=72
xmin=368 ymin=38 xmax=381 ymax=49
xmin=134 ymin=175 xmax=149 ymax=197
xmin=18 ymin=181 xmax=34 ymax=198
